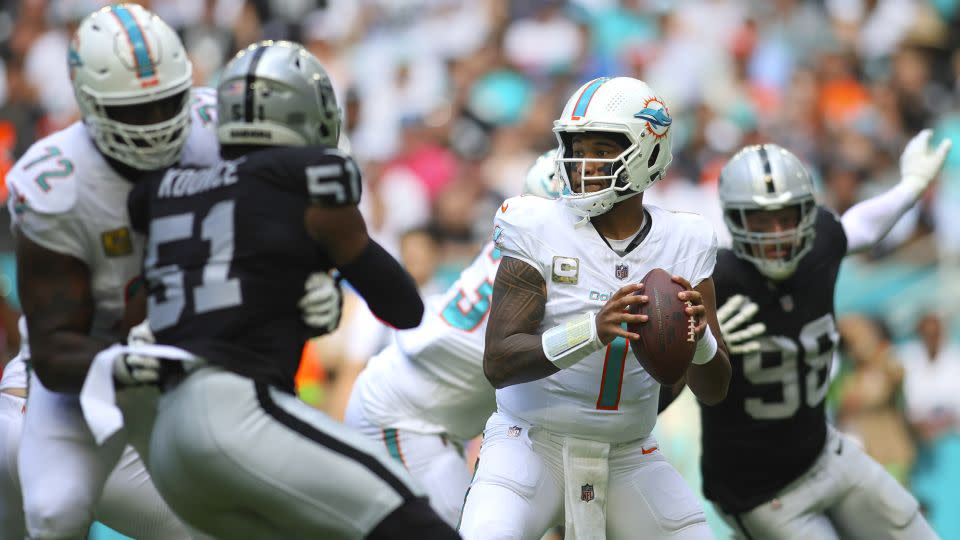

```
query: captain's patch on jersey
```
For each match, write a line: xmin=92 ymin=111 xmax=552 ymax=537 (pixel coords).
xmin=101 ymin=227 xmax=133 ymax=257
xmin=552 ymin=256 xmax=579 ymax=284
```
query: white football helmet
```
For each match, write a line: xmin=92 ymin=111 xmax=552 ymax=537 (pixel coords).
xmin=553 ymin=77 xmax=674 ymax=218
xmin=718 ymin=144 xmax=818 ymax=281
xmin=523 ymin=149 xmax=561 ymax=199
xmin=70 ymin=4 xmax=193 ymax=171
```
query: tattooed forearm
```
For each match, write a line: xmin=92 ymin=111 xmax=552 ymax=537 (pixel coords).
xmin=17 ymin=233 xmax=108 ymax=393
xmin=483 ymin=256 xmax=557 ymax=388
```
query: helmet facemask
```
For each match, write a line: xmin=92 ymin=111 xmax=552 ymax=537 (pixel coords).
xmin=555 ymin=129 xmax=643 ymax=217
xmin=724 ymin=198 xmax=817 ymax=281
xmin=83 ymin=89 xmax=191 ymax=171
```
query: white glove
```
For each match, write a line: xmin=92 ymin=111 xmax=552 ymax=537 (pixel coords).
xmin=114 ymin=320 xmax=160 ymax=386
xmin=716 ymin=294 xmax=766 ymax=354
xmin=299 ymin=272 xmax=343 ymax=332
xmin=899 ymin=129 xmax=952 ymax=197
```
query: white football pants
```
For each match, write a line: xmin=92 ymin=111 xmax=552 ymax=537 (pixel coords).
xmin=18 ymin=372 xmax=193 ymax=540
xmin=459 ymin=411 xmax=712 ymax=539
xmin=717 ymin=426 xmax=936 ymax=540
xmin=345 ymin=392 xmax=473 ymax=527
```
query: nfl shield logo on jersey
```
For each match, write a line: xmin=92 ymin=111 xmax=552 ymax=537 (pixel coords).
xmin=581 ymin=484 xmax=595 ymax=502
xmin=507 ymin=426 xmax=522 ymax=438
xmin=615 ymin=263 xmax=629 ymax=280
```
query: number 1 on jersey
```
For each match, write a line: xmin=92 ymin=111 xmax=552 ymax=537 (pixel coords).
xmin=596 ymin=332 xmax=629 ymax=410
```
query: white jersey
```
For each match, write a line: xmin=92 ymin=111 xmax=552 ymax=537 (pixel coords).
xmin=7 ymin=88 xmax=219 ymax=343
xmin=0 ymin=318 xmax=29 ymax=391
xmin=493 ymin=196 xmax=717 ymax=443
xmin=354 ymin=242 xmax=500 ymax=440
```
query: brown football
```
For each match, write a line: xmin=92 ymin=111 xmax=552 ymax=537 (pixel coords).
xmin=627 ymin=268 xmax=696 ymax=385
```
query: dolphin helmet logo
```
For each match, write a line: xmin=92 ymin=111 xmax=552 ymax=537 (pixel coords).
xmin=634 ymin=97 xmax=672 ymax=140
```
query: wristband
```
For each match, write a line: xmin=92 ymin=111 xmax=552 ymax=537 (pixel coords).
xmin=692 ymin=324 xmax=718 ymax=365
xmin=541 ymin=311 xmax=604 ymax=369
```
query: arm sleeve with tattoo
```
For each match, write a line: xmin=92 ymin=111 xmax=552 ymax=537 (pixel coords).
xmin=482 ymin=256 xmax=556 ymax=389
xmin=15 ymin=232 xmax=107 ymax=392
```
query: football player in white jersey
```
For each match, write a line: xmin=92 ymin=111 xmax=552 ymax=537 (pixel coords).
xmin=8 ymin=5 xmax=222 ymax=539
xmin=344 ymin=149 xmax=562 ymax=527
xmin=458 ymin=77 xmax=732 ymax=540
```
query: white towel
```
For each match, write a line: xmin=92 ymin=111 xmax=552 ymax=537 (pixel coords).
xmin=80 ymin=343 xmax=198 ymax=445
xmin=562 ymin=436 xmax=610 ymax=540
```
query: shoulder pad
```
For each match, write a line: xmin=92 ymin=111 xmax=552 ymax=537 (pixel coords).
xmin=303 ymin=147 xmax=362 ymax=206
xmin=492 ymin=195 xmax=558 ymax=272
xmin=7 ymin=125 xmax=88 ymax=215
xmin=651 ymin=205 xmax=714 ymax=239
xmin=189 ymin=87 xmax=218 ymax=127
xmin=495 ymin=194 xmax=556 ymax=229
xmin=180 ymin=87 xmax=221 ymax=167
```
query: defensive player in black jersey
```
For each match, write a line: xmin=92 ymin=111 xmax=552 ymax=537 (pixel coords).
xmin=693 ymin=134 xmax=950 ymax=539
xmin=127 ymin=41 xmax=458 ymax=539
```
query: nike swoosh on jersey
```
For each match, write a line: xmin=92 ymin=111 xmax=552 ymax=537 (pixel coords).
xmin=641 ymin=446 xmax=658 ymax=455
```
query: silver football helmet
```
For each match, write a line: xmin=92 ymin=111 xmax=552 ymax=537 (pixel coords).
xmin=553 ymin=77 xmax=674 ymax=218
xmin=70 ymin=4 xmax=193 ymax=170
xmin=718 ymin=144 xmax=817 ymax=281
xmin=523 ymin=149 xmax=561 ymax=199
xmin=217 ymin=41 xmax=340 ymax=147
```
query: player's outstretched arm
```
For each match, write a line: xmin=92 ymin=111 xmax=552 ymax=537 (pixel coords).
xmin=305 ymin=204 xmax=423 ymax=329
xmin=483 ymin=256 xmax=554 ymax=388
xmin=842 ymin=129 xmax=952 ymax=254
xmin=16 ymin=234 xmax=110 ymax=392
xmin=675 ymin=276 xmax=731 ymax=405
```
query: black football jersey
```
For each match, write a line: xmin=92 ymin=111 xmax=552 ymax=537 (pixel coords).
xmin=700 ymin=207 xmax=846 ymax=514
xmin=128 ymin=145 xmax=361 ymax=392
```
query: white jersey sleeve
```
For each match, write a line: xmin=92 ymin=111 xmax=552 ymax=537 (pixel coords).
xmin=669 ymin=210 xmax=718 ymax=287
xmin=7 ymin=124 xmax=95 ymax=262
xmin=492 ymin=195 xmax=551 ymax=281
xmin=179 ymin=87 xmax=220 ymax=167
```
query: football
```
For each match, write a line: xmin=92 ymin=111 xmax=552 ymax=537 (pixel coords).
xmin=627 ymin=268 xmax=697 ymax=385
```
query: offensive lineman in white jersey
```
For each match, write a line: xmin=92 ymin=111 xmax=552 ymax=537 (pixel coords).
xmin=458 ymin=77 xmax=732 ymax=539
xmin=345 ymin=150 xmax=562 ymax=526
xmin=4 ymin=5 xmax=337 ymax=539
xmin=6 ymin=6 xmax=216 ymax=538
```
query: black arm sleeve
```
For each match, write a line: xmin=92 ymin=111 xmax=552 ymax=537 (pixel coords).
xmin=339 ymin=239 xmax=424 ymax=329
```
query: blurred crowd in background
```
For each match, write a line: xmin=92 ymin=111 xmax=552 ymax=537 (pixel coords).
xmin=2 ymin=0 xmax=960 ymax=538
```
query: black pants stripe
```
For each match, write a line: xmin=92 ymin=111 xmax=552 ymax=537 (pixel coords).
xmin=254 ymin=383 xmax=416 ymax=501
xmin=734 ymin=514 xmax=756 ymax=540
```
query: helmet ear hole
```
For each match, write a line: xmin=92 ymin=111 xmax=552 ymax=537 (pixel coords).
xmin=647 ymin=143 xmax=660 ymax=169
